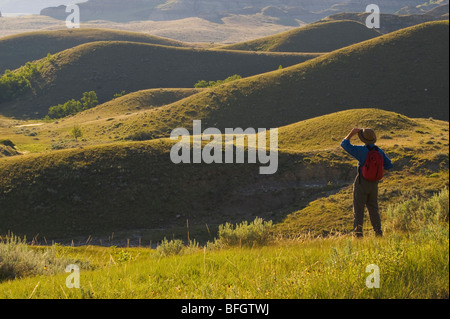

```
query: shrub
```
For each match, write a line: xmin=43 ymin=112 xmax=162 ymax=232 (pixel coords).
xmin=422 ymin=188 xmax=449 ymax=223
xmin=81 ymin=91 xmax=98 ymax=110
xmin=71 ymin=125 xmax=83 ymax=142
xmin=385 ymin=188 xmax=449 ymax=232
xmin=46 ymin=91 xmax=98 ymax=119
xmin=194 ymin=80 xmax=209 ymax=88
xmin=51 ymin=141 xmax=69 ymax=150
xmin=157 ymin=238 xmax=185 ymax=257
xmin=385 ymin=197 xmax=422 ymax=231
xmin=209 ymin=217 xmax=273 ymax=249
xmin=0 ymin=62 xmax=41 ymax=103
xmin=113 ymin=90 xmax=127 ymax=99
xmin=0 ymin=235 xmax=86 ymax=281
xmin=46 ymin=53 xmax=56 ymax=63
xmin=124 ymin=131 xmax=154 ymax=141
xmin=195 ymin=74 xmax=242 ymax=88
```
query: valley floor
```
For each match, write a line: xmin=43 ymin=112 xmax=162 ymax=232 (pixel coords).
xmin=0 ymin=15 xmax=298 ymax=44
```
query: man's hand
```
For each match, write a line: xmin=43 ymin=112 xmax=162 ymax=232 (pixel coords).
xmin=344 ymin=128 xmax=361 ymax=140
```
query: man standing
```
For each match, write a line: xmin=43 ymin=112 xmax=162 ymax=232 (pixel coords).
xmin=341 ymin=128 xmax=393 ymax=237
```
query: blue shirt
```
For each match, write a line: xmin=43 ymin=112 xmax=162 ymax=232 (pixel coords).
xmin=341 ymin=139 xmax=393 ymax=172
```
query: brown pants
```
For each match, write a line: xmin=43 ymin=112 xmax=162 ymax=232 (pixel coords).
xmin=353 ymin=174 xmax=382 ymax=237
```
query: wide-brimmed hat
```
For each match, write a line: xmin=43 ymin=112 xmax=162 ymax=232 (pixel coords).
xmin=358 ymin=128 xmax=377 ymax=144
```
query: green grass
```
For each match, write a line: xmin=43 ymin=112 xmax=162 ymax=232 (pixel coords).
xmin=278 ymin=108 xmax=420 ymax=151
xmin=275 ymin=173 xmax=449 ymax=237
xmin=220 ymin=20 xmax=381 ymax=52
xmin=2 ymin=190 xmax=447 ymax=299
xmin=0 ymin=234 xmax=92 ymax=281
xmin=384 ymin=187 xmax=449 ymax=232
xmin=0 ymin=88 xmax=203 ymax=154
xmin=0 ymin=223 xmax=448 ymax=299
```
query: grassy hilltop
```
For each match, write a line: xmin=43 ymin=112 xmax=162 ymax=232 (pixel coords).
xmin=0 ymin=41 xmax=319 ymax=119
xmin=220 ymin=20 xmax=381 ymax=52
xmin=0 ymin=28 xmax=187 ymax=74
xmin=1 ymin=226 xmax=448 ymax=299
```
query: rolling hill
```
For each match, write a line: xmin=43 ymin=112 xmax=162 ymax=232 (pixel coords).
xmin=425 ymin=3 xmax=449 ymax=19
xmin=184 ymin=21 xmax=448 ymax=126
xmin=0 ymin=41 xmax=320 ymax=119
xmin=324 ymin=10 xmax=448 ymax=34
xmin=0 ymin=108 xmax=447 ymax=244
xmin=2 ymin=20 xmax=447 ymax=153
xmin=74 ymin=20 xmax=447 ymax=141
xmin=397 ymin=3 xmax=449 ymax=16
xmin=5 ymin=20 xmax=446 ymax=150
xmin=39 ymin=0 xmax=442 ymax=23
xmin=0 ymin=28 xmax=187 ymax=74
xmin=219 ymin=20 xmax=381 ymax=52
xmin=73 ymin=88 xmax=204 ymax=119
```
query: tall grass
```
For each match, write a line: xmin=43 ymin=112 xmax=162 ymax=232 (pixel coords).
xmin=209 ymin=217 xmax=273 ymax=249
xmin=0 ymin=235 xmax=62 ymax=281
xmin=156 ymin=238 xmax=185 ymax=257
xmin=0 ymin=191 xmax=448 ymax=299
xmin=155 ymin=217 xmax=273 ymax=255
xmin=0 ymin=234 xmax=90 ymax=282
xmin=0 ymin=225 xmax=447 ymax=299
xmin=384 ymin=188 xmax=449 ymax=232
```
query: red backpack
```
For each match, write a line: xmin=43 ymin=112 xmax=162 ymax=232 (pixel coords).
xmin=361 ymin=146 xmax=384 ymax=181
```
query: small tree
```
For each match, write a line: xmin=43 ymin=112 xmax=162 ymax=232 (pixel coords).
xmin=63 ymin=99 xmax=82 ymax=116
xmin=194 ymin=80 xmax=209 ymax=88
xmin=71 ymin=125 xmax=83 ymax=142
xmin=81 ymin=91 xmax=98 ymax=110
